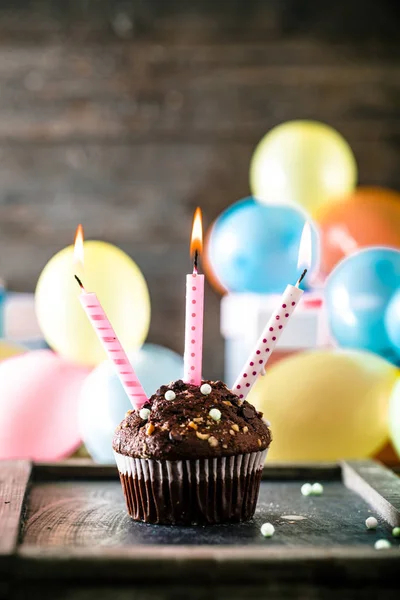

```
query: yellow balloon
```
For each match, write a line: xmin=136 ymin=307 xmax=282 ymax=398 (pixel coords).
xmin=250 ymin=120 xmax=357 ymax=215
xmin=35 ymin=241 xmax=150 ymax=366
xmin=388 ymin=376 xmax=400 ymax=459
xmin=249 ymin=350 xmax=397 ymax=462
xmin=0 ymin=341 xmax=28 ymax=361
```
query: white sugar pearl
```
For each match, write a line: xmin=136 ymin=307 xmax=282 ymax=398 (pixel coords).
xmin=200 ymin=383 xmax=212 ymax=395
xmin=374 ymin=539 xmax=391 ymax=550
xmin=301 ymin=483 xmax=312 ymax=496
xmin=139 ymin=408 xmax=151 ymax=420
xmin=209 ymin=408 xmax=221 ymax=421
xmin=365 ymin=516 xmax=378 ymax=530
xmin=164 ymin=390 xmax=176 ymax=401
xmin=311 ymin=483 xmax=324 ymax=496
xmin=260 ymin=522 xmax=275 ymax=538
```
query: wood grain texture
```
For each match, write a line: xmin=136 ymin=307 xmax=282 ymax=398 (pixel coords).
xmin=0 ymin=0 xmax=398 ymax=45
xmin=0 ymin=0 xmax=399 ymax=380
xmin=342 ymin=460 xmax=400 ymax=527
xmin=20 ymin=460 xmax=400 ymax=559
xmin=0 ymin=45 xmax=398 ymax=143
xmin=13 ymin=580 xmax=400 ymax=600
xmin=16 ymin=542 xmax=400 ymax=587
xmin=0 ymin=461 xmax=31 ymax=574
xmin=0 ymin=459 xmax=395 ymax=598
xmin=22 ymin=478 xmax=396 ymax=550
xmin=10 ymin=584 xmax=400 ymax=600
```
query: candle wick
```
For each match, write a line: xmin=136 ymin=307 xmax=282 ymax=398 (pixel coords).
xmin=193 ymin=249 xmax=198 ymax=275
xmin=295 ymin=268 xmax=307 ymax=288
xmin=74 ymin=274 xmax=84 ymax=290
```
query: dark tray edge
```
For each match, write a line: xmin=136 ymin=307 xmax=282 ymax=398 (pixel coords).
xmin=31 ymin=459 xmax=343 ymax=482
xmin=14 ymin=543 xmax=400 ymax=584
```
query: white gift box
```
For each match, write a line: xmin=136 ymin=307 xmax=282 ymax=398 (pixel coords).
xmin=221 ymin=292 xmax=331 ymax=387
xmin=3 ymin=292 xmax=46 ymax=349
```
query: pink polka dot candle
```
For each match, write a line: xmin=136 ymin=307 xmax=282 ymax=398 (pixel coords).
xmin=232 ymin=282 xmax=304 ymax=400
xmin=184 ymin=208 xmax=204 ymax=386
xmin=232 ymin=222 xmax=312 ymax=401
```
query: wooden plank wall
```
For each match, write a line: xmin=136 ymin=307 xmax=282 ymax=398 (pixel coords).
xmin=0 ymin=0 xmax=399 ymax=379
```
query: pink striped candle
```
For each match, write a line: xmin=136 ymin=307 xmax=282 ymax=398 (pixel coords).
xmin=75 ymin=276 xmax=148 ymax=410
xmin=183 ymin=208 xmax=204 ymax=385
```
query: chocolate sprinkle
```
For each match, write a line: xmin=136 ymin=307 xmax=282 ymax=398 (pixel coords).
xmin=169 ymin=430 xmax=183 ymax=443
xmin=241 ymin=406 xmax=257 ymax=419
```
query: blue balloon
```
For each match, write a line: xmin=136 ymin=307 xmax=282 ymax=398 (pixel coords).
xmin=78 ymin=344 xmax=184 ymax=463
xmin=385 ymin=289 xmax=400 ymax=359
xmin=208 ymin=197 xmax=319 ymax=293
xmin=325 ymin=247 xmax=400 ymax=364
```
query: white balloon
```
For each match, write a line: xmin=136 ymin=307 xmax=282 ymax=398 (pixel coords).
xmin=79 ymin=344 xmax=184 ymax=463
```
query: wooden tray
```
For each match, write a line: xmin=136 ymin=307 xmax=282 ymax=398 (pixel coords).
xmin=1 ymin=459 xmax=399 ymax=599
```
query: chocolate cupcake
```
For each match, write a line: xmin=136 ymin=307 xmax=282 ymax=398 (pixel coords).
xmin=113 ymin=379 xmax=271 ymax=525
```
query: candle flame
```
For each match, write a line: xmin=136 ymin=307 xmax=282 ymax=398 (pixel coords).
xmin=74 ymin=224 xmax=85 ymax=267
xmin=297 ymin=222 xmax=312 ymax=270
xmin=190 ymin=207 xmax=203 ymax=257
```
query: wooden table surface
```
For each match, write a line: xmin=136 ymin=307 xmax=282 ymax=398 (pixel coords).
xmin=1 ymin=459 xmax=399 ymax=599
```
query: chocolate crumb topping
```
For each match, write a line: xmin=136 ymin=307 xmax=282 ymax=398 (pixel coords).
xmin=169 ymin=430 xmax=183 ymax=443
xmin=113 ymin=379 xmax=271 ymax=460
xmin=241 ymin=405 xmax=257 ymax=419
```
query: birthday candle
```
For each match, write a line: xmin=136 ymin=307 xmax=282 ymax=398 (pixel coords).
xmin=73 ymin=226 xmax=147 ymax=410
xmin=232 ymin=222 xmax=312 ymax=401
xmin=183 ymin=208 xmax=204 ymax=385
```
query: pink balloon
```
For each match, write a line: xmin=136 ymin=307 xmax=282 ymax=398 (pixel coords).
xmin=0 ymin=350 xmax=90 ymax=460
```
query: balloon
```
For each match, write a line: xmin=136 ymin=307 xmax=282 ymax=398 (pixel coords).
xmin=35 ymin=241 xmax=150 ymax=366
xmin=385 ymin=289 xmax=400 ymax=359
xmin=325 ymin=247 xmax=400 ymax=364
xmin=203 ymin=220 xmax=227 ymax=296
xmin=249 ymin=349 xmax=397 ymax=461
xmin=0 ymin=350 xmax=89 ymax=460
xmin=79 ymin=344 xmax=184 ymax=463
xmin=374 ymin=441 xmax=399 ymax=464
xmin=208 ymin=197 xmax=319 ymax=293
xmin=250 ymin=120 xmax=357 ymax=214
xmin=388 ymin=377 xmax=400 ymax=458
xmin=0 ymin=340 xmax=28 ymax=361
xmin=316 ymin=187 xmax=400 ymax=276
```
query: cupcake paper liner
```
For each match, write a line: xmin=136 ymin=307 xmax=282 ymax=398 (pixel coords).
xmin=114 ymin=450 xmax=267 ymax=525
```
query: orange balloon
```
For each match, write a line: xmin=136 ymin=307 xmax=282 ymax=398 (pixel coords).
xmin=316 ymin=187 xmax=400 ymax=276
xmin=374 ymin=441 xmax=399 ymax=466
xmin=203 ymin=221 xmax=227 ymax=296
